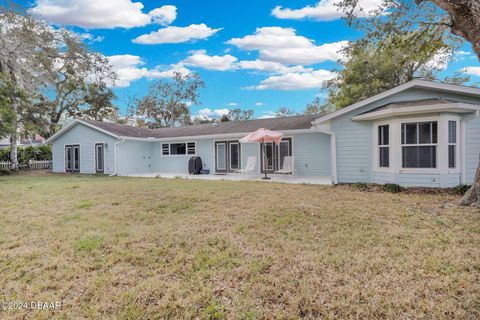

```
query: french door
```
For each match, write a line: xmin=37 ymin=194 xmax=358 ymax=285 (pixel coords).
xmin=95 ymin=143 xmax=104 ymax=174
xmin=215 ymin=141 xmax=241 ymax=173
xmin=65 ymin=145 xmax=80 ymax=173
xmin=260 ymin=138 xmax=292 ymax=173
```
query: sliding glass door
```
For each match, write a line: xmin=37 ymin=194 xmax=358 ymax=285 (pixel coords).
xmin=215 ymin=141 xmax=241 ymax=173
xmin=260 ymin=138 xmax=292 ymax=173
xmin=65 ymin=145 xmax=80 ymax=173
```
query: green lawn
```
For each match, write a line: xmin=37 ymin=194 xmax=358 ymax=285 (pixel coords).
xmin=0 ymin=173 xmax=479 ymax=319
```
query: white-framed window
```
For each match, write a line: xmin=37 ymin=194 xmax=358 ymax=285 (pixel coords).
xmin=448 ymin=120 xmax=457 ymax=168
xmin=378 ymin=125 xmax=389 ymax=168
xmin=161 ymin=142 xmax=196 ymax=156
xmin=401 ymin=121 xmax=437 ymax=168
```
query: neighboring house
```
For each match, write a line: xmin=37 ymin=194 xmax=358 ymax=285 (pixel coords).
xmin=0 ymin=134 xmax=46 ymax=150
xmin=46 ymin=80 xmax=480 ymax=187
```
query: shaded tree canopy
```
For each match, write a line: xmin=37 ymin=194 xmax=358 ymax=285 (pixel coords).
xmin=135 ymin=72 xmax=204 ymax=128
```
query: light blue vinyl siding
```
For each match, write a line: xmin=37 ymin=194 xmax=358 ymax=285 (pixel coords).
xmin=148 ymin=132 xmax=331 ymax=176
xmin=151 ymin=139 xmax=215 ymax=174
xmin=51 ymin=123 xmax=117 ymax=174
xmin=464 ymin=115 xmax=480 ymax=185
xmin=331 ymin=87 xmax=480 ymax=185
xmin=331 ymin=116 xmax=372 ymax=183
xmin=373 ymin=171 xmax=395 ymax=184
xmin=116 ymin=141 xmax=153 ymax=175
xmin=293 ymin=133 xmax=331 ymax=176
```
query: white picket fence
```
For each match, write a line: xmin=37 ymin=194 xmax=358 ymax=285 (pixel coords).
xmin=0 ymin=161 xmax=11 ymax=170
xmin=28 ymin=160 xmax=52 ymax=169
xmin=0 ymin=160 xmax=52 ymax=170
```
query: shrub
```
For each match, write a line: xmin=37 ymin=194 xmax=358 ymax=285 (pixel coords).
xmin=0 ymin=169 xmax=10 ymax=176
xmin=382 ymin=183 xmax=403 ymax=193
xmin=454 ymin=184 xmax=470 ymax=195
xmin=352 ymin=182 xmax=368 ymax=190
xmin=0 ymin=145 xmax=51 ymax=166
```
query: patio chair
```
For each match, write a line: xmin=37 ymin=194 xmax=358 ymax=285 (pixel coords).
xmin=274 ymin=156 xmax=295 ymax=179
xmin=234 ymin=156 xmax=257 ymax=177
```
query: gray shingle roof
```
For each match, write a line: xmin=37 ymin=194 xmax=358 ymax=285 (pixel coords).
xmin=81 ymin=114 xmax=322 ymax=139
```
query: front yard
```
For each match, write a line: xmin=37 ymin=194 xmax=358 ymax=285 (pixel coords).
xmin=0 ymin=173 xmax=479 ymax=319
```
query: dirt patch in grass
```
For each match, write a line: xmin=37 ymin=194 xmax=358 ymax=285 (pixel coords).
xmin=0 ymin=175 xmax=479 ymax=319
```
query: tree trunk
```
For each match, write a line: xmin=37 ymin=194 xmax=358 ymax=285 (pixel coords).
xmin=460 ymin=155 xmax=480 ymax=208
xmin=10 ymin=103 xmax=19 ymax=171
xmin=416 ymin=0 xmax=480 ymax=59
xmin=9 ymin=131 xmax=18 ymax=172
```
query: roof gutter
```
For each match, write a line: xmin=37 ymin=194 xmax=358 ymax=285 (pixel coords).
xmin=115 ymin=128 xmax=333 ymax=142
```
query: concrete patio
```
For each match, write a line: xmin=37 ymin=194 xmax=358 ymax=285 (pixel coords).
xmin=126 ymin=172 xmax=333 ymax=185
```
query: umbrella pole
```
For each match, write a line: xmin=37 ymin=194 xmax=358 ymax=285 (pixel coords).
xmin=262 ymin=138 xmax=270 ymax=180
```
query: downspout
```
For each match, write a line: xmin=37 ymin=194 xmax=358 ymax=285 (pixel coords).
xmin=111 ymin=138 xmax=125 ymax=176
xmin=330 ymin=133 xmax=338 ymax=185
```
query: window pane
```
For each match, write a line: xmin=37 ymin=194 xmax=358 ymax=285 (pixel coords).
xmin=402 ymin=146 xmax=436 ymax=168
xmin=432 ymin=122 xmax=437 ymax=144
xmin=217 ymin=143 xmax=226 ymax=170
xmin=279 ymin=140 xmax=290 ymax=169
xmin=449 ymin=145 xmax=455 ymax=168
xmin=170 ymin=143 xmax=186 ymax=155
xmin=187 ymin=142 xmax=196 ymax=155
xmin=383 ymin=125 xmax=389 ymax=145
xmin=448 ymin=121 xmax=456 ymax=144
xmin=378 ymin=125 xmax=389 ymax=146
xmin=230 ymin=143 xmax=239 ymax=170
xmin=162 ymin=144 xmax=169 ymax=155
xmin=418 ymin=122 xmax=431 ymax=144
xmin=404 ymin=123 xmax=417 ymax=144
xmin=379 ymin=147 xmax=389 ymax=167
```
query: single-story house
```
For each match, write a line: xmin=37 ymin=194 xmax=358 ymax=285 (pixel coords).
xmin=46 ymin=80 xmax=480 ymax=187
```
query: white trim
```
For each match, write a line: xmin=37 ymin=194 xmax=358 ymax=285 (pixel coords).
xmin=352 ymin=103 xmax=480 ymax=121
xmin=315 ymin=80 xmax=480 ymax=125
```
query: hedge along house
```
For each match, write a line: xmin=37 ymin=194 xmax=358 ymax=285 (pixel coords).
xmin=46 ymin=80 xmax=480 ymax=187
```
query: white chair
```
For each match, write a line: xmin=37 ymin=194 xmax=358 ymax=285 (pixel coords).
xmin=234 ymin=156 xmax=257 ymax=177
xmin=274 ymin=156 xmax=295 ymax=179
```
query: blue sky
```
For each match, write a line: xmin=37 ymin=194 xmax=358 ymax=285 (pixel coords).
xmin=19 ymin=0 xmax=480 ymax=119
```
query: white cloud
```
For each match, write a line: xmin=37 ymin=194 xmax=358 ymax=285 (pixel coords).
xmin=272 ymin=0 xmax=384 ymax=21
xmin=227 ymin=102 xmax=238 ymax=106
xmin=260 ymin=41 xmax=348 ymax=65
xmin=181 ymin=50 xmax=237 ymax=71
xmin=194 ymin=108 xmax=229 ymax=120
xmin=457 ymin=51 xmax=472 ymax=56
xmin=78 ymin=32 xmax=104 ymax=43
xmin=31 ymin=0 xmax=177 ymax=29
xmin=251 ymin=69 xmax=336 ymax=90
xmin=226 ymin=27 xmax=347 ymax=65
xmin=148 ymin=5 xmax=177 ymax=26
xmin=255 ymin=102 xmax=264 ymax=106
xmin=464 ymin=67 xmax=480 ymax=77
xmin=107 ymin=54 xmax=190 ymax=88
xmin=226 ymin=27 xmax=312 ymax=50
xmin=133 ymin=24 xmax=222 ymax=44
xmin=238 ymin=59 xmax=312 ymax=74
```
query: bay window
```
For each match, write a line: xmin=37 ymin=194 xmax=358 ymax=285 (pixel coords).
xmin=378 ymin=125 xmax=389 ymax=168
xmin=401 ymin=122 xmax=437 ymax=168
